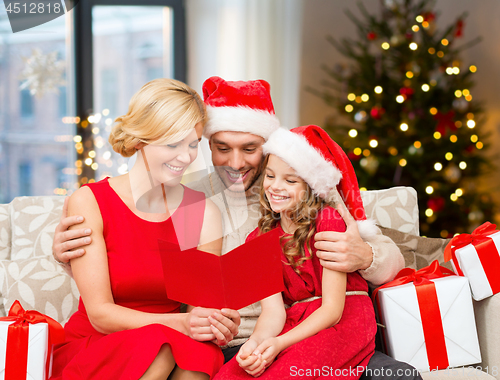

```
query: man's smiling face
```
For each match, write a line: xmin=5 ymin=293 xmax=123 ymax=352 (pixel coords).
xmin=209 ymin=131 xmax=266 ymax=194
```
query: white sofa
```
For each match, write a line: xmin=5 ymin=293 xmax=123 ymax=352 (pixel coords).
xmin=0 ymin=187 xmax=498 ymax=379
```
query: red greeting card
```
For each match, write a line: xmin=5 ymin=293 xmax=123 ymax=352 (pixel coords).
xmin=158 ymin=228 xmax=285 ymax=310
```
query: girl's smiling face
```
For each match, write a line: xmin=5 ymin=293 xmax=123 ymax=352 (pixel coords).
xmin=263 ymin=154 xmax=308 ymax=214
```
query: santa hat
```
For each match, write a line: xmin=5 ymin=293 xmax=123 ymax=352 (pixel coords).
xmin=202 ymin=76 xmax=280 ymax=140
xmin=262 ymin=125 xmax=378 ymax=239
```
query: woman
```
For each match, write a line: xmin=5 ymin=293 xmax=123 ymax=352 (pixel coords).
xmin=51 ymin=79 xmax=239 ymax=380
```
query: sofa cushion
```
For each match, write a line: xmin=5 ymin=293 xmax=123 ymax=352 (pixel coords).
xmin=9 ymin=196 xmax=64 ymax=261
xmin=361 ymin=187 xmax=419 ymax=235
xmin=414 ymin=235 xmax=452 ymax=271
xmin=0 ymin=256 xmax=79 ymax=324
xmin=379 ymin=226 xmax=452 ymax=271
xmin=0 ymin=202 xmax=10 ymax=260
xmin=378 ymin=226 xmax=417 ymax=269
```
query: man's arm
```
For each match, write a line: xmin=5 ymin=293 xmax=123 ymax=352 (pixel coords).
xmin=314 ymin=203 xmax=404 ymax=286
xmin=52 ymin=197 xmax=92 ymax=276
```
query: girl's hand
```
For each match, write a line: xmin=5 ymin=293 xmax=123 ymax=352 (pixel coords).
xmin=253 ymin=337 xmax=283 ymax=369
xmin=236 ymin=339 xmax=267 ymax=377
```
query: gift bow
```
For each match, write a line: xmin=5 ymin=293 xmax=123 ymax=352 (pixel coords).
xmin=1 ymin=300 xmax=65 ymax=380
xmin=444 ymin=222 xmax=497 ymax=265
xmin=444 ymin=221 xmax=500 ymax=294
xmin=373 ymin=260 xmax=455 ymax=370
xmin=372 ymin=260 xmax=455 ymax=301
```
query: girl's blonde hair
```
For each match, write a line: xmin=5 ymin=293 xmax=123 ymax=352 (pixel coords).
xmin=109 ymin=78 xmax=206 ymax=157
xmin=257 ymin=154 xmax=327 ymax=272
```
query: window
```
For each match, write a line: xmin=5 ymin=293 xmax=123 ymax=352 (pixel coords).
xmin=0 ymin=4 xmax=75 ymax=203
xmin=0 ymin=1 xmax=186 ymax=201
xmin=20 ymin=87 xmax=34 ymax=119
xmin=100 ymin=68 xmax=118 ymax=117
xmin=146 ymin=66 xmax=164 ymax=82
xmin=59 ymin=86 xmax=67 ymax=118
xmin=18 ymin=163 xmax=32 ymax=196
xmin=82 ymin=2 xmax=184 ymax=182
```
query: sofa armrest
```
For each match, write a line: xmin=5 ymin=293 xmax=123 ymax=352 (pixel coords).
xmin=474 ymin=293 xmax=500 ymax=380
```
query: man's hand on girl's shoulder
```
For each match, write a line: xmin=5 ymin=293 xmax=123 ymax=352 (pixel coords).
xmin=314 ymin=203 xmax=373 ymax=273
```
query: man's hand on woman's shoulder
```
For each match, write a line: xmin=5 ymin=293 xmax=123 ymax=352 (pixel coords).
xmin=52 ymin=197 xmax=92 ymax=266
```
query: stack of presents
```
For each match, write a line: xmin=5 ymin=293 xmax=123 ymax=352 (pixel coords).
xmin=1 ymin=222 xmax=500 ymax=378
xmin=376 ymin=222 xmax=500 ymax=373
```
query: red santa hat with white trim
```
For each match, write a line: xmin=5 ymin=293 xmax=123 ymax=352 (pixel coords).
xmin=202 ymin=76 xmax=280 ymax=140
xmin=262 ymin=125 xmax=378 ymax=239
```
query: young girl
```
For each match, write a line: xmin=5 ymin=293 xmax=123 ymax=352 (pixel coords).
xmin=214 ymin=125 xmax=377 ymax=379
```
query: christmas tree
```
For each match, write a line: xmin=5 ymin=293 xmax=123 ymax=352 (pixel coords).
xmin=315 ymin=0 xmax=496 ymax=237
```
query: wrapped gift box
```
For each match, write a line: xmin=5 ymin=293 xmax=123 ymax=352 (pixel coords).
xmin=0 ymin=301 xmax=64 ymax=380
xmin=0 ymin=321 xmax=49 ymax=380
xmin=376 ymin=265 xmax=481 ymax=373
xmin=446 ymin=223 xmax=500 ymax=301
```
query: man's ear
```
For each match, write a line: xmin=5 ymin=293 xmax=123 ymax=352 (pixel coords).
xmin=135 ymin=142 xmax=146 ymax=150
xmin=208 ymin=138 xmax=213 ymax=151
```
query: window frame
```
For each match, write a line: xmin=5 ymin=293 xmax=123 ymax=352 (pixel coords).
xmin=72 ymin=0 xmax=186 ymax=184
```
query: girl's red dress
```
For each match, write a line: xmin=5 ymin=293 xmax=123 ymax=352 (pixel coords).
xmin=50 ymin=178 xmax=223 ymax=379
xmin=214 ymin=206 xmax=376 ymax=379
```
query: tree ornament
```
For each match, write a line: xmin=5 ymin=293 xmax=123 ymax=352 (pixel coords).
xmin=434 ymin=110 xmax=456 ymax=135
xmin=468 ymin=209 xmax=484 ymax=222
xmin=399 ymin=87 xmax=414 ymax=100
xmin=19 ymin=48 xmax=66 ymax=98
xmin=422 ymin=11 xmax=437 ymax=34
xmin=444 ymin=164 xmax=461 ymax=183
xmin=360 ymin=156 xmax=379 ymax=175
xmin=383 ymin=0 xmax=402 ymax=10
xmin=429 ymin=70 xmax=441 ymax=84
xmin=465 ymin=145 xmax=475 ymax=153
xmin=348 ymin=151 xmax=362 ymax=161
xmin=408 ymin=144 xmax=424 ymax=156
xmin=408 ymin=146 xmax=417 ymax=155
xmin=370 ymin=106 xmax=385 ymax=120
xmin=453 ymin=98 xmax=469 ymax=112
xmin=390 ymin=34 xmax=405 ymax=46
xmin=423 ymin=11 xmax=436 ymax=22
xmin=354 ymin=110 xmax=368 ymax=123
xmin=427 ymin=197 xmax=445 ymax=212
xmin=455 ymin=19 xmax=464 ymax=37
xmin=367 ymin=32 xmax=377 ymax=40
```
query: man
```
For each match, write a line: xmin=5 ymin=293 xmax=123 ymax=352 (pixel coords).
xmin=53 ymin=76 xmax=420 ymax=379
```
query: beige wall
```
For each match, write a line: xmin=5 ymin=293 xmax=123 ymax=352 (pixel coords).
xmin=299 ymin=0 xmax=500 ymax=213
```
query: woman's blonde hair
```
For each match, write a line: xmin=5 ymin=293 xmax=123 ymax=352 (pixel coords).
xmin=109 ymin=78 xmax=206 ymax=157
xmin=257 ymin=154 xmax=327 ymax=272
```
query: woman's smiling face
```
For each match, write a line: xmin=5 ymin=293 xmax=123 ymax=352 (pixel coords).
xmin=142 ymin=122 xmax=203 ymax=187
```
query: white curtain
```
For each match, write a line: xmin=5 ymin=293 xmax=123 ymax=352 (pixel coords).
xmin=186 ymin=0 xmax=302 ymax=129
xmin=185 ymin=0 xmax=303 ymax=173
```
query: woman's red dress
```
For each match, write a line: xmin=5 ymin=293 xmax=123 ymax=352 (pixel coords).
xmin=50 ymin=178 xmax=223 ymax=379
xmin=214 ymin=206 xmax=376 ymax=379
